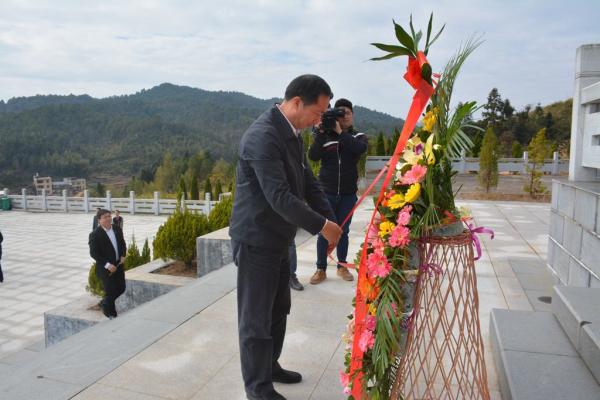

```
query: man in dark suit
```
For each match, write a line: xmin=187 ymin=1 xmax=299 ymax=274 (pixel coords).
xmin=89 ymin=208 xmax=127 ymax=319
xmin=229 ymin=74 xmax=342 ymax=400
xmin=112 ymin=209 xmax=124 ymax=229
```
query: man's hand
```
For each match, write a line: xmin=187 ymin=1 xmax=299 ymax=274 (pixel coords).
xmin=119 ymin=256 xmax=126 ymax=265
xmin=321 ymin=219 xmax=342 ymax=249
xmin=107 ymin=264 xmax=117 ymax=274
xmin=334 ymin=121 xmax=342 ymax=135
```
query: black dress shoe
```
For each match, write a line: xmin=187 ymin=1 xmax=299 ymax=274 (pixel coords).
xmin=246 ymin=389 xmax=287 ymax=400
xmin=289 ymin=274 xmax=304 ymax=291
xmin=272 ymin=367 xmax=302 ymax=384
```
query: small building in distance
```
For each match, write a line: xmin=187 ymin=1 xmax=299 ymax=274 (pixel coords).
xmin=33 ymin=173 xmax=86 ymax=196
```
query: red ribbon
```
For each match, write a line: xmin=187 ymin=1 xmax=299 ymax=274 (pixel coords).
xmin=349 ymin=52 xmax=435 ymax=399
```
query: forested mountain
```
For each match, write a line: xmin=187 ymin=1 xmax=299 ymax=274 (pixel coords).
xmin=0 ymin=83 xmax=404 ymax=188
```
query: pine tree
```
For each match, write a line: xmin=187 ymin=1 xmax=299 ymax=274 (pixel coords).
xmin=141 ymin=238 xmax=151 ymax=264
xmin=177 ymin=176 xmax=187 ymax=201
xmin=524 ymin=128 xmax=548 ymax=197
xmin=214 ymin=179 xmax=223 ymax=199
xmin=203 ymin=177 xmax=212 ymax=199
xmin=511 ymin=141 xmax=523 ymax=158
xmin=190 ymin=174 xmax=199 ymax=200
xmin=376 ymin=132 xmax=386 ymax=155
xmin=478 ymin=127 xmax=498 ymax=193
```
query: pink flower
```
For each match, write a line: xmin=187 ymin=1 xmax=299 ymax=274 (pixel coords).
xmin=358 ymin=329 xmax=375 ymax=352
xmin=365 ymin=314 xmax=377 ymax=331
xmin=400 ymin=164 xmax=427 ymax=185
xmin=366 ymin=248 xmax=391 ymax=278
xmin=396 ymin=205 xmax=413 ymax=226
xmin=367 ymin=214 xmax=382 ymax=243
xmin=389 ymin=225 xmax=411 ymax=247
xmin=339 ymin=370 xmax=351 ymax=394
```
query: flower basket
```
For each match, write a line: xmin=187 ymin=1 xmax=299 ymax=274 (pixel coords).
xmin=341 ymin=16 xmax=491 ymax=400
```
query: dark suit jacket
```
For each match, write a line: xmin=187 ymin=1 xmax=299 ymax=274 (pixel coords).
xmin=89 ymin=225 xmax=127 ymax=270
xmin=0 ymin=230 xmax=3 ymax=260
xmin=229 ymin=105 xmax=335 ymax=249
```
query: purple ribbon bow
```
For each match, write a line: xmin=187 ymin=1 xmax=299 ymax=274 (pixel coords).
xmin=466 ymin=222 xmax=495 ymax=260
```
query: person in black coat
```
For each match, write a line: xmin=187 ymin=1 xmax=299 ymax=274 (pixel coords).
xmin=89 ymin=208 xmax=127 ymax=318
xmin=308 ymin=98 xmax=368 ymax=284
xmin=112 ymin=209 xmax=124 ymax=229
xmin=229 ymin=74 xmax=342 ymax=400
xmin=0 ymin=229 xmax=4 ymax=283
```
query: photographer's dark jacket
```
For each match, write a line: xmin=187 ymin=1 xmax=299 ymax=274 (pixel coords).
xmin=308 ymin=127 xmax=368 ymax=195
xmin=229 ymin=105 xmax=335 ymax=250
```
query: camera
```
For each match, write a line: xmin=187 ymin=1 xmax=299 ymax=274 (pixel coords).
xmin=320 ymin=107 xmax=346 ymax=132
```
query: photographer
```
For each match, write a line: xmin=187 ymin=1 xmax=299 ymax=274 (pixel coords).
xmin=308 ymin=98 xmax=368 ymax=284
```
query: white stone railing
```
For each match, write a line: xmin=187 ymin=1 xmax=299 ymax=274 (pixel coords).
xmin=366 ymin=151 xmax=568 ymax=176
xmin=6 ymin=190 xmax=227 ymax=215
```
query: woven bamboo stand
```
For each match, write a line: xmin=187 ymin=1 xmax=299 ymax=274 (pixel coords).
xmin=391 ymin=230 xmax=490 ymax=400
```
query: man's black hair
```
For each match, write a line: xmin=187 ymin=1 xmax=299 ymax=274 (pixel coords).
xmin=284 ymin=74 xmax=333 ymax=105
xmin=96 ymin=208 xmax=111 ymax=219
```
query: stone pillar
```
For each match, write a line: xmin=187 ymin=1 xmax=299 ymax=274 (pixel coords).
xmin=460 ymin=149 xmax=467 ymax=174
xmin=154 ymin=191 xmax=160 ymax=215
xmin=129 ymin=191 xmax=135 ymax=215
xmin=106 ymin=190 xmax=112 ymax=211
xmin=522 ymin=151 xmax=529 ymax=174
xmin=569 ymin=44 xmax=600 ymax=181
xmin=62 ymin=190 xmax=68 ymax=212
xmin=83 ymin=190 xmax=90 ymax=213
xmin=552 ymin=152 xmax=559 ymax=175
xmin=22 ymin=188 xmax=27 ymax=211
xmin=204 ymin=192 xmax=212 ymax=214
xmin=41 ymin=189 xmax=48 ymax=212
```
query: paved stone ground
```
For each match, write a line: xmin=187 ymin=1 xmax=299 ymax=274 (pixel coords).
xmin=0 ymin=211 xmax=168 ymax=360
xmin=0 ymin=200 xmax=552 ymax=399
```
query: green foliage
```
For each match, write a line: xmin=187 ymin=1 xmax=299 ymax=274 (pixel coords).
xmin=214 ymin=179 xmax=223 ymax=199
xmin=124 ymin=235 xmax=146 ymax=270
xmin=177 ymin=175 xmax=187 ymax=201
xmin=154 ymin=153 xmax=178 ymax=193
xmin=203 ymin=177 xmax=212 ymax=199
xmin=511 ymin=141 xmax=524 ymax=158
xmin=208 ymin=194 xmax=233 ymax=231
xmin=375 ymin=133 xmax=386 ymax=155
xmin=152 ymin=206 xmax=211 ymax=265
xmin=189 ymin=174 xmax=200 ymax=200
xmin=0 ymin=84 xmax=404 ymax=188
xmin=524 ymin=128 xmax=549 ymax=197
xmin=86 ymin=263 xmax=104 ymax=297
xmin=478 ymin=127 xmax=499 ymax=193
xmin=141 ymin=238 xmax=151 ymax=264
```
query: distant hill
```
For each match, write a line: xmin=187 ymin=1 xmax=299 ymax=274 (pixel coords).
xmin=0 ymin=83 xmax=404 ymax=188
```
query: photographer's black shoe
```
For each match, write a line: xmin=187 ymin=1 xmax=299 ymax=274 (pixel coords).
xmin=290 ymin=274 xmax=304 ymax=291
xmin=246 ymin=389 xmax=287 ymax=400
xmin=272 ymin=367 xmax=302 ymax=384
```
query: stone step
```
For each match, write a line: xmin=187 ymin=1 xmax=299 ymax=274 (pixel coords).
xmin=490 ymin=308 xmax=600 ymax=400
xmin=552 ymin=285 xmax=600 ymax=382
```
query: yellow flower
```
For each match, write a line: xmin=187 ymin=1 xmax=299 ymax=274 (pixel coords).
xmin=404 ymin=183 xmax=421 ymax=203
xmin=378 ymin=221 xmax=396 ymax=237
xmin=422 ymin=109 xmax=437 ymax=132
xmin=369 ymin=303 xmax=377 ymax=316
xmin=387 ymin=193 xmax=406 ymax=210
xmin=425 ymin=133 xmax=436 ymax=165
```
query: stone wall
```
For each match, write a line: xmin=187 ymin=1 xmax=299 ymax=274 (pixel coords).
xmin=548 ymin=180 xmax=600 ymax=287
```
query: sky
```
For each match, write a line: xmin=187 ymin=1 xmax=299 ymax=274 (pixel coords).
xmin=0 ymin=0 xmax=598 ymax=118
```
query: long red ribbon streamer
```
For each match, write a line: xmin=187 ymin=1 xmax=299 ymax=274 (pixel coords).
xmin=349 ymin=52 xmax=435 ymax=399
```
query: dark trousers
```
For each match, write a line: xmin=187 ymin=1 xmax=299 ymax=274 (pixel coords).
xmin=0 ymin=262 xmax=3 ymax=282
xmin=96 ymin=265 xmax=126 ymax=316
xmin=289 ymin=243 xmax=297 ymax=275
xmin=232 ymin=240 xmax=291 ymax=397
xmin=316 ymin=193 xmax=357 ymax=269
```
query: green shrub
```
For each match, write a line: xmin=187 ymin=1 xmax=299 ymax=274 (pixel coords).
xmin=86 ymin=263 xmax=104 ymax=297
xmin=208 ymin=194 xmax=233 ymax=231
xmin=124 ymin=235 xmax=146 ymax=271
xmin=141 ymin=238 xmax=151 ymax=264
xmin=153 ymin=204 xmax=211 ymax=265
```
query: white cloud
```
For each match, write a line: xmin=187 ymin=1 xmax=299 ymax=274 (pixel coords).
xmin=0 ymin=0 xmax=598 ymax=119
